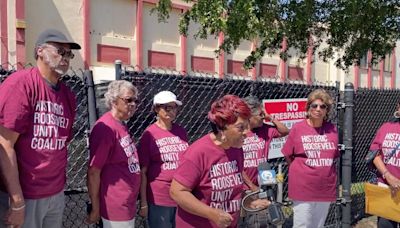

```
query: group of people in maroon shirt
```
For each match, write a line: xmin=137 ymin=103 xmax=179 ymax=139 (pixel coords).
xmin=84 ymin=81 xmax=344 ymax=228
xmin=0 ymin=29 xmax=398 ymax=228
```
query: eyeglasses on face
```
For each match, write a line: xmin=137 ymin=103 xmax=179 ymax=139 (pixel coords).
xmin=46 ymin=44 xmax=75 ymax=59
xmin=118 ymin=96 xmax=138 ymax=104
xmin=310 ymin=103 xmax=327 ymax=110
xmin=159 ymin=104 xmax=178 ymax=112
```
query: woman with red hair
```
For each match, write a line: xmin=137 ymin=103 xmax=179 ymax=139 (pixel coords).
xmin=170 ymin=95 xmax=270 ymax=228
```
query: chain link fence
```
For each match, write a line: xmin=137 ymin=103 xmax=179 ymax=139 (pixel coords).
xmin=1 ymin=63 xmax=399 ymax=227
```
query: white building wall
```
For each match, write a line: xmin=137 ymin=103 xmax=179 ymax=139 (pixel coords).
xmin=25 ymin=0 xmax=84 ymax=70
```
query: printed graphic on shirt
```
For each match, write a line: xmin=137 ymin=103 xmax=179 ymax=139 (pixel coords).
xmin=301 ymin=135 xmax=336 ymax=167
xmin=155 ymin=136 xmax=189 ymax=170
xmin=209 ymin=161 xmax=243 ymax=213
xmin=31 ymin=100 xmax=70 ymax=150
xmin=119 ymin=135 xmax=140 ymax=173
xmin=382 ymin=133 xmax=400 ymax=166
xmin=243 ymin=134 xmax=267 ymax=168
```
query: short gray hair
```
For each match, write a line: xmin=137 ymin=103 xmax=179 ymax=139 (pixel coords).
xmin=242 ymin=96 xmax=261 ymax=114
xmin=34 ymin=43 xmax=46 ymax=60
xmin=104 ymin=80 xmax=138 ymax=110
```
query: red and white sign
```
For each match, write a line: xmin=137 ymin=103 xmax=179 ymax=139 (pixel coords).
xmin=263 ymin=98 xmax=308 ymax=159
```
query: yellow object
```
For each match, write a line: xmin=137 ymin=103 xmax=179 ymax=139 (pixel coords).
xmin=276 ymin=173 xmax=284 ymax=183
xmin=16 ymin=19 xmax=26 ymax=29
xmin=365 ymin=182 xmax=400 ymax=222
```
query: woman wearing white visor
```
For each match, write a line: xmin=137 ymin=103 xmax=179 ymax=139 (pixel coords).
xmin=138 ymin=91 xmax=189 ymax=228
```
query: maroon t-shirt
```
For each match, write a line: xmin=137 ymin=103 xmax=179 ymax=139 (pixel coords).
xmin=138 ymin=123 xmax=188 ymax=206
xmin=281 ymin=120 xmax=339 ymax=202
xmin=370 ymin=122 xmax=400 ymax=185
xmin=0 ymin=67 xmax=76 ymax=199
xmin=242 ymin=124 xmax=280 ymax=186
xmin=89 ymin=112 xmax=141 ymax=221
xmin=174 ymin=134 xmax=244 ymax=228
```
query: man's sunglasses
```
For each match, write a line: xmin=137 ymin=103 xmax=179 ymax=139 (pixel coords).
xmin=46 ymin=44 xmax=75 ymax=59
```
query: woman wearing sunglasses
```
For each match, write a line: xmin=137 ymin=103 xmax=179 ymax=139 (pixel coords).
xmin=86 ymin=80 xmax=141 ymax=227
xmin=138 ymin=91 xmax=189 ymax=228
xmin=282 ymin=89 xmax=339 ymax=228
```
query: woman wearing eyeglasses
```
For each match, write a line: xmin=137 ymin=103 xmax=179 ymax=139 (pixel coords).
xmin=86 ymin=80 xmax=141 ymax=228
xmin=138 ymin=91 xmax=189 ymax=228
xmin=170 ymin=95 xmax=270 ymax=228
xmin=281 ymin=89 xmax=339 ymax=228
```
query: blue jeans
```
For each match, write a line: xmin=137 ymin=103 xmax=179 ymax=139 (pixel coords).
xmin=148 ymin=203 xmax=177 ymax=228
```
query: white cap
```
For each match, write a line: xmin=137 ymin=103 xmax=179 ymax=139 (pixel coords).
xmin=153 ymin=91 xmax=182 ymax=106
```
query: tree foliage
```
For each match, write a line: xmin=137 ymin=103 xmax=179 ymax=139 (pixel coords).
xmin=154 ymin=0 xmax=400 ymax=70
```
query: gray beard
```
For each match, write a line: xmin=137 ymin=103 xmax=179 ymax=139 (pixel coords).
xmin=43 ymin=51 xmax=67 ymax=75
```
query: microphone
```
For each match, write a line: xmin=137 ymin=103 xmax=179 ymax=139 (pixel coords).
xmin=258 ymin=161 xmax=277 ymax=201
xmin=257 ymin=161 xmax=285 ymax=226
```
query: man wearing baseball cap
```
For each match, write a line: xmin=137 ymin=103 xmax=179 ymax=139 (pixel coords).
xmin=0 ymin=29 xmax=80 ymax=228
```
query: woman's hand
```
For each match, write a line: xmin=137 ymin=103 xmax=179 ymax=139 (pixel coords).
xmin=138 ymin=204 xmax=148 ymax=217
xmin=385 ymin=172 xmax=400 ymax=192
xmin=4 ymin=205 xmax=25 ymax=228
xmin=209 ymin=208 xmax=233 ymax=228
xmin=249 ymin=199 xmax=271 ymax=210
xmin=85 ymin=206 xmax=100 ymax=224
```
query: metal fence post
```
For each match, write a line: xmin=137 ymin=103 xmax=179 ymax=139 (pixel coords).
xmin=341 ymin=82 xmax=354 ymax=228
xmin=84 ymin=70 xmax=98 ymax=129
xmin=115 ymin=60 xmax=122 ymax=80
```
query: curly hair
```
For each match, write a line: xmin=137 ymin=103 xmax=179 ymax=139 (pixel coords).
xmin=306 ymin=89 xmax=334 ymax=119
xmin=104 ymin=80 xmax=138 ymax=110
xmin=242 ymin=96 xmax=262 ymax=115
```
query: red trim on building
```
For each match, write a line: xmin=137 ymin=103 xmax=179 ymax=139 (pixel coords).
xmin=367 ymin=50 xmax=372 ymax=88
xmin=227 ymin=60 xmax=248 ymax=76
xmin=259 ymin=64 xmax=278 ymax=78
xmin=391 ymin=48 xmax=396 ymax=89
xmin=136 ymin=0 xmax=143 ymax=69
xmin=180 ymin=34 xmax=187 ymax=74
xmin=288 ymin=66 xmax=304 ymax=80
xmin=280 ymin=38 xmax=287 ymax=81
xmin=15 ymin=0 xmax=23 ymax=18
xmin=354 ymin=65 xmax=360 ymax=89
xmin=15 ymin=0 xmax=25 ymax=69
xmin=218 ymin=32 xmax=224 ymax=78
xmin=251 ymin=42 xmax=257 ymax=80
xmin=379 ymin=59 xmax=384 ymax=88
xmin=148 ymin=50 xmax=176 ymax=69
xmin=97 ymin=44 xmax=131 ymax=65
xmin=83 ymin=0 xmax=91 ymax=69
xmin=306 ymin=37 xmax=313 ymax=84
xmin=15 ymin=29 xmax=25 ymax=69
xmin=0 ymin=0 xmax=8 ymax=69
xmin=191 ymin=56 xmax=214 ymax=73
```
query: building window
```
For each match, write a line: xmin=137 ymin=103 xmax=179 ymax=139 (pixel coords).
xmin=384 ymin=53 xmax=392 ymax=72
xmin=359 ymin=52 xmax=392 ymax=72
xmin=191 ymin=56 xmax=215 ymax=73
xmin=288 ymin=66 xmax=304 ymax=80
xmin=148 ymin=51 xmax=176 ymax=69
xmin=227 ymin=60 xmax=248 ymax=76
xmin=259 ymin=64 xmax=278 ymax=78
xmin=359 ymin=54 xmax=368 ymax=69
